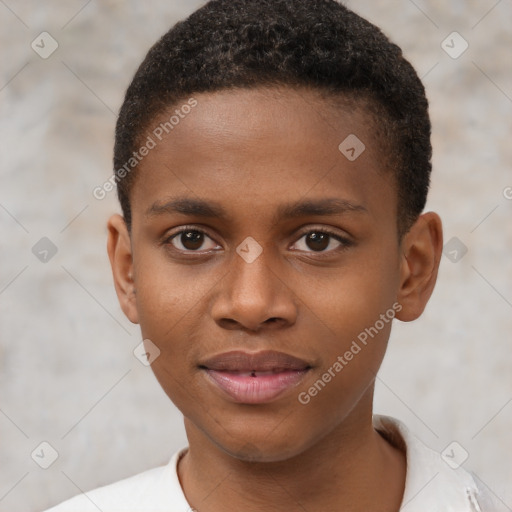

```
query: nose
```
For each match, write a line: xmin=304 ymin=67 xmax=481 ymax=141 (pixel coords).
xmin=210 ymin=246 xmax=298 ymax=332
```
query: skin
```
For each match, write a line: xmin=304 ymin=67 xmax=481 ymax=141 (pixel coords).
xmin=107 ymin=87 xmax=443 ymax=512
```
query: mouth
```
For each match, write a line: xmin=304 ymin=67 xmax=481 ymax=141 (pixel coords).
xmin=199 ymin=350 xmax=312 ymax=404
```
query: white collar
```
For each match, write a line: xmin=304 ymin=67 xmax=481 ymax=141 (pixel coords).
xmin=373 ymin=415 xmax=499 ymax=511
xmin=134 ymin=415 xmax=501 ymax=511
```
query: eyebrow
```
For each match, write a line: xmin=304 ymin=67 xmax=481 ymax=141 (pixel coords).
xmin=145 ymin=196 xmax=368 ymax=222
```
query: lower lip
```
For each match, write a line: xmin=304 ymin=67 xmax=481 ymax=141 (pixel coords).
xmin=203 ymin=369 xmax=309 ymax=404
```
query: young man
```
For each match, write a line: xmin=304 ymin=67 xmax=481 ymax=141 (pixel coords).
xmin=45 ymin=0 xmax=505 ymax=510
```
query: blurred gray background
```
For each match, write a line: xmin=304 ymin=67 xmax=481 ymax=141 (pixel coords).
xmin=0 ymin=1 xmax=511 ymax=510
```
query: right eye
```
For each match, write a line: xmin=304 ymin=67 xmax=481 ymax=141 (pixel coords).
xmin=164 ymin=228 xmax=221 ymax=253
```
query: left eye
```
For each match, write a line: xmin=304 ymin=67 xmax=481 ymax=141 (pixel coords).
xmin=292 ymin=231 xmax=349 ymax=252
xmin=167 ymin=230 xmax=219 ymax=251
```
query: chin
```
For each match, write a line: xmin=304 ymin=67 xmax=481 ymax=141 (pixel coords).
xmin=225 ymin=444 xmax=301 ymax=463
xmin=211 ymin=426 xmax=313 ymax=464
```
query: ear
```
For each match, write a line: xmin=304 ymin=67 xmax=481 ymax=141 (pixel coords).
xmin=106 ymin=214 xmax=139 ymax=324
xmin=395 ymin=212 xmax=443 ymax=322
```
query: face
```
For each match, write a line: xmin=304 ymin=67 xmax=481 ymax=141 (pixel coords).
xmin=108 ymin=87 xmax=440 ymax=462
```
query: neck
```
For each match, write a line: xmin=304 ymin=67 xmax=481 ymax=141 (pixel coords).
xmin=178 ymin=404 xmax=406 ymax=511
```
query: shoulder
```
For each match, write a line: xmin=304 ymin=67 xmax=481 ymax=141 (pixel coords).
xmin=43 ymin=448 xmax=191 ymax=512
xmin=373 ymin=415 xmax=507 ymax=512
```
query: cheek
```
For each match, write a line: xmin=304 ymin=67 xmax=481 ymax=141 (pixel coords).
xmin=311 ymin=246 xmax=400 ymax=337
xmin=133 ymin=247 xmax=215 ymax=334
xmin=132 ymin=251 xmax=220 ymax=385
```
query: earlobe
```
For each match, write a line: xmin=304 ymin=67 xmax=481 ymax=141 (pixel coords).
xmin=395 ymin=212 xmax=443 ymax=322
xmin=106 ymin=214 xmax=139 ymax=324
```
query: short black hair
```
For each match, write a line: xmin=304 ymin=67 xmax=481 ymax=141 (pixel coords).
xmin=114 ymin=0 xmax=431 ymax=237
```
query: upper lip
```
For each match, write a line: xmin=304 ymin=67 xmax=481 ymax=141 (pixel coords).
xmin=199 ymin=350 xmax=311 ymax=372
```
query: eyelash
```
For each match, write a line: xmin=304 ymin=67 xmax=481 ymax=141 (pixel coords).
xmin=162 ymin=225 xmax=353 ymax=257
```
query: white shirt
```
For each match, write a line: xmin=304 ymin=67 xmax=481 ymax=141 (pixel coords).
xmin=44 ymin=415 xmax=506 ymax=511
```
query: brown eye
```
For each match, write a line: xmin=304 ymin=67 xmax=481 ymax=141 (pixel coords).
xmin=167 ymin=229 xmax=219 ymax=252
xmin=180 ymin=231 xmax=204 ymax=250
xmin=305 ymin=232 xmax=330 ymax=251
xmin=291 ymin=229 xmax=352 ymax=254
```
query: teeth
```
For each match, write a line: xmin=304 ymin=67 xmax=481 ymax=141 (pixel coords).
xmin=233 ymin=370 xmax=287 ymax=377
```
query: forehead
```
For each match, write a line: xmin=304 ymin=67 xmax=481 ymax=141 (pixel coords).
xmin=131 ymin=87 xmax=395 ymax=226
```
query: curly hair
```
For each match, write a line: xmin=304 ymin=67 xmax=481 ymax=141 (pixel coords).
xmin=113 ymin=0 xmax=431 ymax=237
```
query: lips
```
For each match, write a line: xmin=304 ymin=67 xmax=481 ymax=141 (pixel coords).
xmin=199 ymin=350 xmax=311 ymax=373
xmin=199 ymin=350 xmax=311 ymax=404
